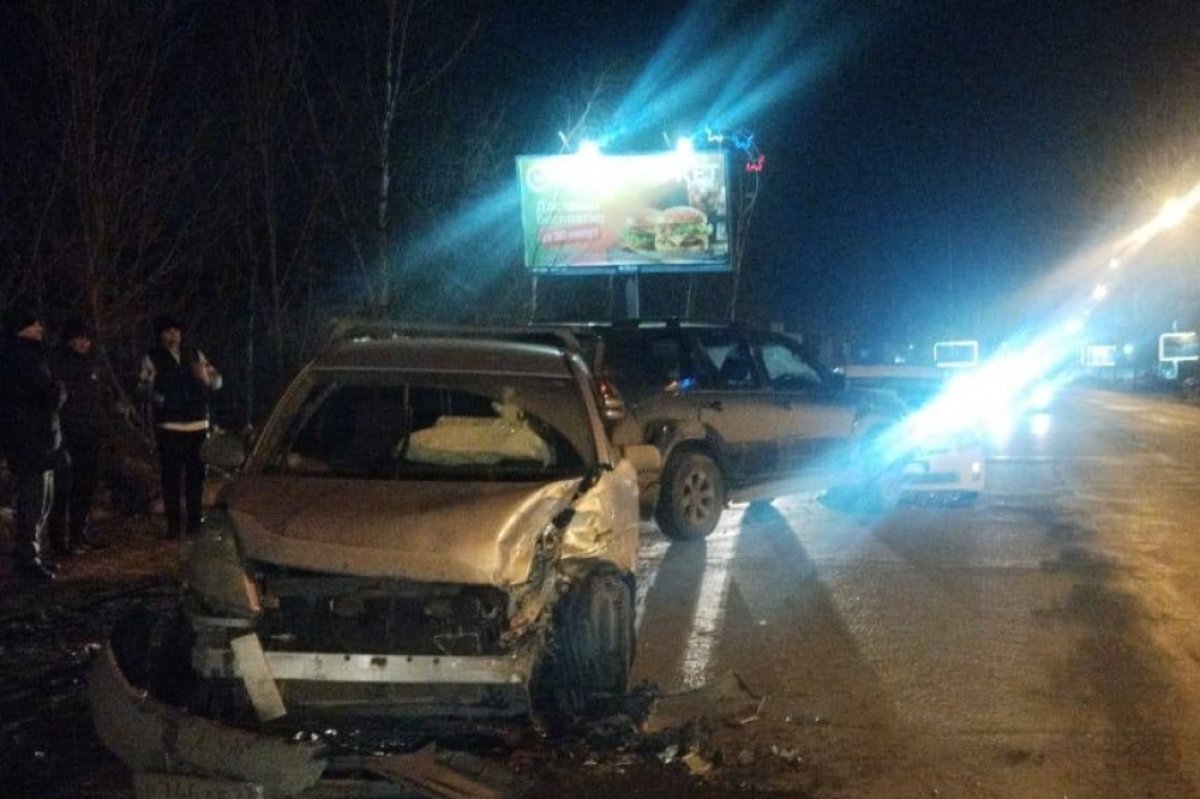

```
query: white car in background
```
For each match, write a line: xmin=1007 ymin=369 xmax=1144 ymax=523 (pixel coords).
xmin=842 ymin=364 xmax=986 ymax=502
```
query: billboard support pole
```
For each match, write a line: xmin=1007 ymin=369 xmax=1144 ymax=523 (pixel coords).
xmin=613 ymin=273 xmax=640 ymax=320
xmin=528 ymin=275 xmax=539 ymax=323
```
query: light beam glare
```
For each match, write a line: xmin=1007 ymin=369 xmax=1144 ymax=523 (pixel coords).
xmin=705 ymin=4 xmax=818 ymax=122
xmin=615 ymin=0 xmax=728 ymax=125
xmin=787 ymin=172 xmax=1200 ymax=503
xmin=615 ymin=1 xmax=853 ymax=143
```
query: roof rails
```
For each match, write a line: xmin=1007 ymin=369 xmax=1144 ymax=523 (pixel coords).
xmin=325 ymin=318 xmax=584 ymax=354
xmin=608 ymin=317 xmax=683 ymax=330
xmin=533 ymin=317 xmax=734 ymax=331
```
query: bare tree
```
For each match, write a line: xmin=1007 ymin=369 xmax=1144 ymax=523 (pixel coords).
xmin=222 ymin=2 xmax=333 ymax=423
xmin=28 ymin=0 xmax=215 ymax=437
xmin=302 ymin=0 xmax=480 ymax=315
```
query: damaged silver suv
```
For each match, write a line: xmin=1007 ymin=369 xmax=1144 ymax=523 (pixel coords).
xmin=90 ymin=326 xmax=659 ymax=793
xmin=549 ymin=320 xmax=906 ymax=540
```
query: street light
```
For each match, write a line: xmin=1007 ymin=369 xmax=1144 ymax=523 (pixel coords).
xmin=1124 ymin=182 xmax=1200 ymax=249
xmin=1159 ymin=195 xmax=1192 ymax=229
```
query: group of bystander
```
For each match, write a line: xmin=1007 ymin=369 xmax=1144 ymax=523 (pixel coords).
xmin=0 ymin=311 xmax=221 ymax=581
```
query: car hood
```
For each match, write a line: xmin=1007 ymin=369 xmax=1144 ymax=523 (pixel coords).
xmin=222 ymin=476 xmax=583 ymax=587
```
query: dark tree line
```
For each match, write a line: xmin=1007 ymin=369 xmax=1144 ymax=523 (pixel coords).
xmin=1 ymin=0 xmax=775 ymax=439
xmin=0 ymin=0 xmax=552 ymax=430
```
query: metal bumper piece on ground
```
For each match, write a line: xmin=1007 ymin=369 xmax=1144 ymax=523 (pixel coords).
xmin=88 ymin=645 xmax=327 ymax=796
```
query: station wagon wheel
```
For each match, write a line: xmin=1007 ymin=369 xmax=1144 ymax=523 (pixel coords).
xmin=656 ymin=451 xmax=725 ymax=540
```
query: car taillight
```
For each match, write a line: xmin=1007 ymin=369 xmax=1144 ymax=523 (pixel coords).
xmin=597 ymin=375 xmax=626 ymax=422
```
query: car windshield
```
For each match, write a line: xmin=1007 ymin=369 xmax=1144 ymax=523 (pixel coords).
xmin=260 ymin=370 xmax=595 ymax=481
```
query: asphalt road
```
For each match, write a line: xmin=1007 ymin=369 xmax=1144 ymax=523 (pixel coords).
xmin=631 ymin=387 xmax=1200 ymax=796
xmin=5 ymin=387 xmax=1200 ymax=797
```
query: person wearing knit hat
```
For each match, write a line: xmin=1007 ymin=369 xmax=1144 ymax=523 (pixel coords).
xmin=49 ymin=318 xmax=107 ymax=557
xmin=137 ymin=313 xmax=222 ymax=538
xmin=0 ymin=308 xmax=65 ymax=580
xmin=5 ymin=309 xmax=42 ymax=337
xmin=60 ymin=317 xmax=94 ymax=342
xmin=152 ymin=314 xmax=184 ymax=335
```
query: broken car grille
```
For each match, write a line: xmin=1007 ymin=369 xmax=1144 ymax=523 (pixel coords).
xmin=249 ymin=563 xmax=510 ymax=657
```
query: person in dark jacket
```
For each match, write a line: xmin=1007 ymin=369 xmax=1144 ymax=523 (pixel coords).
xmin=0 ymin=310 xmax=67 ymax=581
xmin=48 ymin=319 xmax=107 ymax=555
xmin=137 ymin=314 xmax=222 ymax=538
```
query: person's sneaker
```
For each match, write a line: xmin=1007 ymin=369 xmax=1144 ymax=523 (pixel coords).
xmin=15 ymin=560 xmax=56 ymax=582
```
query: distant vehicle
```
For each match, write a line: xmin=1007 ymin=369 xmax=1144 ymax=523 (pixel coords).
xmin=842 ymin=364 xmax=985 ymax=502
xmin=90 ymin=324 xmax=662 ymax=795
xmin=541 ymin=320 xmax=906 ymax=539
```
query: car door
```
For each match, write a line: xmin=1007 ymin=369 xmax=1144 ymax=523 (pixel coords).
xmin=753 ymin=333 xmax=857 ymax=472
xmin=690 ymin=328 xmax=783 ymax=482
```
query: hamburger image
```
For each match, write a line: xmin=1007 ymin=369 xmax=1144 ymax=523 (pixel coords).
xmin=654 ymin=205 xmax=709 ymax=253
xmin=621 ymin=207 xmax=661 ymax=252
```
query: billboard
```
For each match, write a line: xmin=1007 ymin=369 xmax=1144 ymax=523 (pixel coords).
xmin=516 ymin=151 xmax=731 ymax=273
xmin=1159 ymin=331 xmax=1199 ymax=363
xmin=933 ymin=340 xmax=979 ymax=368
xmin=1080 ymin=344 xmax=1117 ymax=368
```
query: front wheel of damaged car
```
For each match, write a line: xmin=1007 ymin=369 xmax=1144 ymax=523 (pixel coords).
xmin=656 ymin=450 xmax=726 ymax=540
xmin=536 ymin=573 xmax=634 ymax=721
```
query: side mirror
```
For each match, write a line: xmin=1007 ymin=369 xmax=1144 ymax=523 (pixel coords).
xmin=201 ymin=429 xmax=247 ymax=472
xmin=620 ymin=444 xmax=662 ymax=474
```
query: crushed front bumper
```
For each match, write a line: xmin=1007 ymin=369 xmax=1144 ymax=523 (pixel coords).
xmin=90 ymin=642 xmax=527 ymax=797
xmin=192 ymin=637 xmax=536 ymax=719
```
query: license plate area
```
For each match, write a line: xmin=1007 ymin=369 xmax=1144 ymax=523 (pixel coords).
xmin=135 ymin=772 xmax=264 ymax=799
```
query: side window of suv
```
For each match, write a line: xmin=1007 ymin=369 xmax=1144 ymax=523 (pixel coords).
xmin=696 ymin=331 xmax=759 ymax=389
xmin=759 ymin=338 xmax=824 ymax=391
xmin=604 ymin=331 xmax=693 ymax=393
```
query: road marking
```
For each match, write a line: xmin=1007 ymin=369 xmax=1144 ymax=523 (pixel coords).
xmin=680 ymin=520 xmax=740 ymax=690
xmin=634 ymin=535 xmax=671 ymax=632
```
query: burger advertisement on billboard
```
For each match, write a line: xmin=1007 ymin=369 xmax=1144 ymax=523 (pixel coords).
xmin=516 ymin=150 xmax=731 ymax=273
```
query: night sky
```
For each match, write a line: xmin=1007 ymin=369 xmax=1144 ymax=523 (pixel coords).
xmin=757 ymin=1 xmax=1200 ymax=344
xmin=6 ymin=1 xmax=1200 ymax=357
xmin=500 ymin=0 xmax=1200 ymax=347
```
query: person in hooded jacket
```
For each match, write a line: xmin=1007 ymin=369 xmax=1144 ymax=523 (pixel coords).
xmin=0 ymin=310 xmax=67 ymax=581
xmin=137 ymin=314 xmax=222 ymax=538
xmin=49 ymin=318 xmax=107 ymax=555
